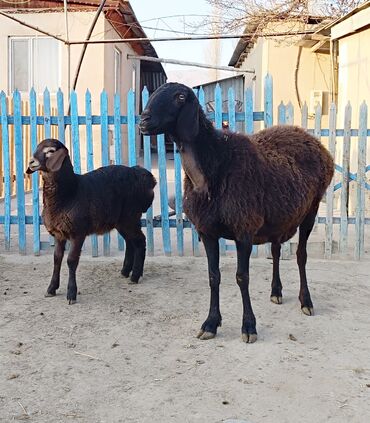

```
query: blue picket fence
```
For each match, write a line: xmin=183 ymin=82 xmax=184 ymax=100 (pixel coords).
xmin=0 ymin=74 xmax=369 ymax=259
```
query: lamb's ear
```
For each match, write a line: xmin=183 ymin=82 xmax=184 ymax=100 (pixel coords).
xmin=46 ymin=148 xmax=68 ymax=172
xmin=176 ymin=100 xmax=199 ymax=141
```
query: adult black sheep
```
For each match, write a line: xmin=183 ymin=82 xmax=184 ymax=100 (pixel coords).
xmin=26 ymin=139 xmax=156 ymax=304
xmin=139 ymin=82 xmax=334 ymax=343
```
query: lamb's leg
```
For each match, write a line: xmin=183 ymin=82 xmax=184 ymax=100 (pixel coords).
xmin=197 ymin=235 xmax=222 ymax=340
xmin=130 ymin=232 xmax=146 ymax=284
xmin=66 ymin=235 xmax=85 ymax=305
xmin=45 ymin=238 xmax=66 ymax=297
xmin=235 ymin=235 xmax=257 ymax=343
xmin=270 ymin=241 xmax=283 ymax=304
xmin=297 ymin=210 xmax=317 ymax=316
xmin=121 ymin=239 xmax=134 ymax=278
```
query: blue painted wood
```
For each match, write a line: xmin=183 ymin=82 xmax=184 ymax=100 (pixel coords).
xmin=127 ymin=89 xmax=136 ymax=167
xmin=264 ymin=74 xmax=273 ymax=258
xmin=355 ymin=102 xmax=367 ymax=260
xmin=141 ymin=87 xmax=154 ymax=256
xmin=228 ymin=87 xmax=236 ymax=131
xmin=13 ymin=90 xmax=26 ymax=254
xmin=114 ymin=93 xmax=125 ymax=251
xmin=314 ymin=103 xmax=322 ymax=141
xmin=214 ymin=84 xmax=226 ymax=255
xmin=0 ymin=91 xmax=11 ymax=250
xmin=57 ymin=89 xmax=65 ymax=144
xmin=157 ymin=134 xmax=171 ymax=256
xmin=340 ymin=102 xmax=351 ymax=254
xmin=30 ymin=89 xmax=40 ymax=255
xmin=43 ymin=88 xmax=51 ymax=139
xmin=301 ymin=102 xmax=308 ymax=129
xmin=70 ymin=90 xmax=81 ymax=174
xmin=278 ymin=102 xmax=285 ymax=124
xmin=245 ymin=87 xmax=253 ymax=134
xmin=100 ymin=90 xmax=110 ymax=256
xmin=85 ymin=89 xmax=98 ymax=257
xmin=264 ymin=74 xmax=273 ymax=128
xmin=325 ymin=103 xmax=336 ymax=259
xmin=285 ymin=101 xmax=294 ymax=125
xmin=174 ymin=143 xmax=184 ymax=256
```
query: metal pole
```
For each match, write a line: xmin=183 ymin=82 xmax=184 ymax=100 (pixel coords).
xmin=127 ymin=54 xmax=254 ymax=74
xmin=63 ymin=0 xmax=71 ymax=101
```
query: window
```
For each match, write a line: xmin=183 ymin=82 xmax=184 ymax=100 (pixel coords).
xmin=114 ymin=47 xmax=122 ymax=94
xmin=9 ymin=37 xmax=60 ymax=93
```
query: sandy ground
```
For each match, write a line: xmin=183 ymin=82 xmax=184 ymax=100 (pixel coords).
xmin=1 ymin=253 xmax=370 ymax=423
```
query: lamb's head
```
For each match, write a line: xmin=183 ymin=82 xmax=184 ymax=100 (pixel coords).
xmin=26 ymin=138 xmax=69 ymax=174
xmin=139 ymin=82 xmax=200 ymax=143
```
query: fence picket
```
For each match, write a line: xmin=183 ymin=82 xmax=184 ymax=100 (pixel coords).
xmin=355 ymin=102 xmax=367 ymax=260
xmin=325 ymin=103 xmax=336 ymax=259
xmin=13 ymin=90 xmax=26 ymax=254
xmin=301 ymin=102 xmax=308 ymax=129
xmin=57 ymin=89 xmax=65 ymax=144
xmin=245 ymin=87 xmax=253 ymax=135
xmin=85 ymin=89 xmax=98 ymax=257
xmin=141 ymin=87 xmax=154 ymax=255
xmin=100 ymin=90 xmax=110 ymax=256
xmin=340 ymin=102 xmax=351 ymax=254
xmin=1 ymin=91 xmax=11 ymax=250
xmin=127 ymin=89 xmax=136 ymax=167
xmin=30 ymin=89 xmax=40 ymax=255
xmin=43 ymin=88 xmax=51 ymax=139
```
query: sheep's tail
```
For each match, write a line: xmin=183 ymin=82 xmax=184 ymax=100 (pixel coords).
xmin=132 ymin=166 xmax=157 ymax=212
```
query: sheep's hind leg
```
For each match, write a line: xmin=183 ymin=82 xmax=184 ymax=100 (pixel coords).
xmin=130 ymin=231 xmax=146 ymax=284
xmin=235 ymin=235 xmax=257 ymax=343
xmin=45 ymin=238 xmax=66 ymax=297
xmin=197 ymin=235 xmax=222 ymax=340
xmin=270 ymin=241 xmax=283 ymax=305
xmin=66 ymin=236 xmax=85 ymax=304
xmin=121 ymin=239 xmax=134 ymax=278
xmin=297 ymin=210 xmax=317 ymax=316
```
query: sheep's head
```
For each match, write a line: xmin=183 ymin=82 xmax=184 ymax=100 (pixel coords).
xmin=139 ymin=82 xmax=200 ymax=143
xmin=26 ymin=139 xmax=68 ymax=174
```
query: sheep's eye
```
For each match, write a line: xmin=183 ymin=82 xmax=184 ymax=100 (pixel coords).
xmin=178 ymin=94 xmax=186 ymax=102
xmin=43 ymin=146 xmax=57 ymax=158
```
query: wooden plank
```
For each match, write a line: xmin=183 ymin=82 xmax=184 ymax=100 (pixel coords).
xmin=278 ymin=101 xmax=286 ymax=124
xmin=127 ymin=89 xmax=136 ymax=167
xmin=228 ymin=86 xmax=236 ymax=131
xmin=157 ymin=134 xmax=171 ymax=256
xmin=325 ymin=103 xmax=336 ymax=259
xmin=57 ymin=89 xmax=65 ymax=144
xmin=85 ymin=89 xmax=98 ymax=257
xmin=244 ymin=87 xmax=253 ymax=135
xmin=264 ymin=74 xmax=273 ymax=258
xmin=340 ymin=102 xmax=351 ymax=254
xmin=355 ymin=101 xmax=367 ymax=260
xmin=70 ymin=90 xmax=81 ymax=174
xmin=174 ymin=143 xmax=184 ymax=256
xmin=30 ymin=89 xmax=40 ymax=255
xmin=301 ymin=102 xmax=308 ymax=129
xmin=214 ymin=83 xmax=226 ymax=255
xmin=285 ymin=101 xmax=294 ymax=125
xmin=0 ymin=91 xmax=11 ymax=250
xmin=100 ymin=90 xmax=110 ymax=256
xmin=141 ymin=87 xmax=154 ymax=256
xmin=114 ymin=92 xmax=125 ymax=252
xmin=43 ymin=88 xmax=51 ymax=139
xmin=13 ymin=90 xmax=26 ymax=254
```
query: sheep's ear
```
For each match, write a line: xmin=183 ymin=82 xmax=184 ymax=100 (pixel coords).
xmin=176 ymin=101 xmax=199 ymax=141
xmin=46 ymin=148 xmax=68 ymax=172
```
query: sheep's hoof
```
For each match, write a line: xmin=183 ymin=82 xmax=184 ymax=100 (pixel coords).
xmin=196 ymin=329 xmax=216 ymax=340
xmin=68 ymin=299 xmax=76 ymax=305
xmin=270 ymin=295 xmax=282 ymax=305
xmin=121 ymin=269 xmax=131 ymax=278
xmin=242 ymin=333 xmax=257 ymax=343
xmin=128 ymin=275 xmax=140 ymax=284
xmin=44 ymin=291 xmax=56 ymax=297
xmin=301 ymin=306 xmax=314 ymax=316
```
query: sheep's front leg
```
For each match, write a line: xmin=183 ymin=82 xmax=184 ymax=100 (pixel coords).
xmin=270 ymin=241 xmax=283 ymax=304
xmin=45 ymin=238 xmax=66 ymax=297
xmin=197 ymin=235 xmax=222 ymax=340
xmin=235 ymin=235 xmax=257 ymax=343
xmin=66 ymin=236 xmax=85 ymax=304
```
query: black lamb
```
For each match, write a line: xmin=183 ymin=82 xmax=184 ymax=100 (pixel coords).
xmin=26 ymin=139 xmax=156 ymax=304
xmin=139 ymin=82 xmax=334 ymax=343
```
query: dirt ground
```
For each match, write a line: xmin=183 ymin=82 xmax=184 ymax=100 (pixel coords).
xmin=1 ymin=253 xmax=370 ymax=423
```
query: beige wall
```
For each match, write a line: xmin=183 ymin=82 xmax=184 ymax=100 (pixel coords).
xmin=239 ymin=30 xmax=331 ymax=130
